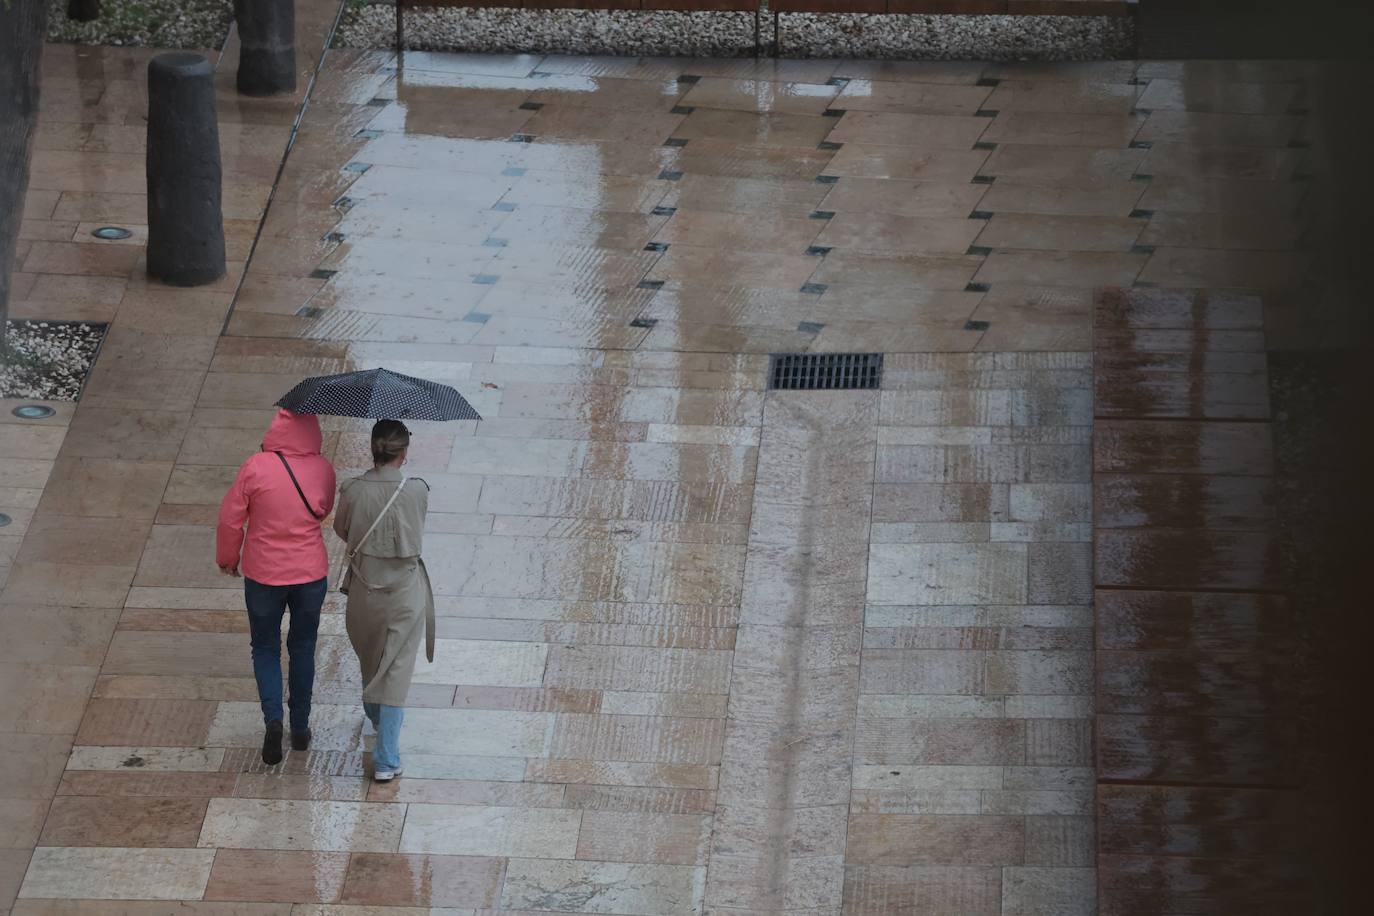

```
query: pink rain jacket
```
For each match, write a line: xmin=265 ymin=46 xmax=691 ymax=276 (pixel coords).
xmin=216 ymin=409 xmax=337 ymax=585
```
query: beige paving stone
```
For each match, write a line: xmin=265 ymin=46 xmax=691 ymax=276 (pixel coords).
xmin=848 ymin=814 xmax=1026 ymax=866
xmin=843 ymin=863 xmax=1002 ymax=915
xmin=501 ymin=859 xmax=706 ymax=915
xmin=0 ymin=664 xmax=100 ymax=734
xmin=0 ymin=734 xmax=72 ymax=800
xmin=18 ymin=846 xmax=216 ymax=900
xmin=67 ymin=745 xmax=225 ymax=772
xmin=1002 ymin=866 xmax=1097 ymax=916
xmin=399 ymin=803 xmax=580 ymax=857
xmin=868 ymin=543 xmax=1028 ymax=606
xmin=39 ymin=795 xmax=209 ymax=848
xmin=395 ymin=707 xmax=554 ymax=758
xmin=207 ymin=703 xmax=364 ymax=752
xmin=413 ymin=638 xmax=549 ymax=688
xmin=0 ymin=606 xmax=120 ymax=667
xmin=198 ymin=799 xmax=406 ymax=853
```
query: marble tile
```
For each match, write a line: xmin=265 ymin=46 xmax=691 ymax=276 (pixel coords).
xmin=396 ymin=708 xmax=555 ymax=758
xmin=842 ymin=864 xmax=1001 ymax=915
xmin=206 ymin=703 xmax=364 ymax=752
xmin=203 ymin=849 xmax=349 ymax=903
xmin=0 ymin=664 xmax=100 ymax=734
xmin=398 ymin=804 xmax=580 ymax=857
xmin=39 ymin=795 xmax=209 ymax=848
xmin=0 ymin=606 xmax=120 ymax=667
xmin=18 ymin=846 xmax=216 ymax=900
xmin=867 ymin=543 xmax=1028 ymax=606
xmin=1001 ymin=866 xmax=1097 ymax=916
xmin=575 ymin=811 xmax=712 ymax=866
xmin=58 ymin=771 xmax=240 ymax=799
xmin=500 ymin=859 xmax=706 ymax=915
xmin=0 ymin=848 xmax=30 ymax=912
xmin=413 ymin=639 xmax=549 ymax=688
xmin=0 ymin=733 xmax=72 ymax=800
xmin=0 ymin=798 xmax=48 ymax=849
xmin=847 ymin=814 xmax=1025 ymax=866
xmin=338 ymin=852 xmax=505 ymax=909
xmin=198 ymin=799 xmax=406 ymax=854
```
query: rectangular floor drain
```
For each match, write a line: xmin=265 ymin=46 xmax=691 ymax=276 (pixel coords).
xmin=769 ymin=353 xmax=882 ymax=391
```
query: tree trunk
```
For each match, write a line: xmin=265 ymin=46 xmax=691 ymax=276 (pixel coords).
xmin=67 ymin=0 xmax=100 ymax=23
xmin=0 ymin=0 xmax=48 ymax=355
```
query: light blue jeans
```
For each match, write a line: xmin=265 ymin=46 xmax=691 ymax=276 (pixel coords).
xmin=365 ymin=702 xmax=405 ymax=772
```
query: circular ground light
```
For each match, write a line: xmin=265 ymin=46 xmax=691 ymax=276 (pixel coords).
xmin=91 ymin=226 xmax=133 ymax=240
xmin=0 ymin=514 xmax=11 ymax=528
xmin=12 ymin=404 xmax=57 ymax=419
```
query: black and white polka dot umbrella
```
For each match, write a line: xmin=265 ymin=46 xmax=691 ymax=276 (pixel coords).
xmin=276 ymin=368 xmax=481 ymax=421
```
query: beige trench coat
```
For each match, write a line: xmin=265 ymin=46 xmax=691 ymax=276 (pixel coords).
xmin=333 ymin=466 xmax=434 ymax=707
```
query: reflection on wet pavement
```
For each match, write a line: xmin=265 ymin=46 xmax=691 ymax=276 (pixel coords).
xmin=0 ymin=12 xmax=1315 ymax=914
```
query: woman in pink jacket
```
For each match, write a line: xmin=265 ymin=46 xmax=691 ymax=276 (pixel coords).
xmin=216 ymin=409 xmax=337 ymax=765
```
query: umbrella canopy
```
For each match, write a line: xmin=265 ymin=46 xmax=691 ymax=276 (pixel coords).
xmin=276 ymin=368 xmax=481 ymax=421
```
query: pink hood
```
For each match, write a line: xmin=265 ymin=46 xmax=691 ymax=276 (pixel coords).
xmin=216 ymin=409 xmax=337 ymax=585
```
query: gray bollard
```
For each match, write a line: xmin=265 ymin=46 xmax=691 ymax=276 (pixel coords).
xmin=234 ymin=0 xmax=296 ymax=96
xmin=146 ymin=52 xmax=226 ymax=287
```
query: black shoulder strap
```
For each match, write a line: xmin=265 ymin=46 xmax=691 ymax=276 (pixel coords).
xmin=274 ymin=451 xmax=325 ymax=520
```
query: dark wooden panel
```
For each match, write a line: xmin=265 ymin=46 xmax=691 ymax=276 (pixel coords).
xmin=1099 ymin=784 xmax=1299 ymax=826
xmin=642 ymin=0 xmax=761 ymax=10
xmin=1096 ymin=528 xmax=1282 ymax=592
xmin=772 ymin=1 xmax=887 ymax=12
xmin=1092 ymin=279 xmax=1292 ymax=913
xmin=1009 ymin=0 xmax=1134 ymax=14
xmin=1095 ymin=590 xmax=1289 ymax=652
xmin=1094 ymin=327 xmax=1266 ymax=353
xmin=1095 ymin=474 xmax=1275 ymax=530
xmin=1094 ymin=420 xmax=1274 ymax=476
xmin=1095 ymin=369 xmax=1271 ymax=420
xmin=1098 ymin=714 xmax=1298 ymax=785
xmin=887 ymin=1 xmax=1007 ymax=14
xmin=1099 ymin=854 xmax=1306 ymax=916
xmin=1098 ymin=785 xmax=1299 ymax=859
xmin=1098 ymin=650 xmax=1294 ymax=717
xmin=401 ymin=0 xmax=525 ymax=8
xmin=1095 ymin=287 xmax=1263 ymax=331
xmin=526 ymin=1 xmax=644 ymax=10
xmin=1094 ymin=348 xmax=1268 ymax=374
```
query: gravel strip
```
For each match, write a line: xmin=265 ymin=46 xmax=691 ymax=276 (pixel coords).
xmin=46 ymin=0 xmax=234 ymax=50
xmin=0 ymin=322 xmax=107 ymax=402
xmin=337 ymin=1 xmax=1133 ymax=60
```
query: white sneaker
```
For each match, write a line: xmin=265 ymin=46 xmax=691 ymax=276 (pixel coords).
xmin=373 ymin=767 xmax=403 ymax=783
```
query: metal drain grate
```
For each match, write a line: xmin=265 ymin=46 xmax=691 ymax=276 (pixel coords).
xmin=769 ymin=353 xmax=882 ymax=391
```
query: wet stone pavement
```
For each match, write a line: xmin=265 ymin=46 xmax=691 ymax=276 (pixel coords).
xmin=0 ymin=15 xmax=1315 ymax=916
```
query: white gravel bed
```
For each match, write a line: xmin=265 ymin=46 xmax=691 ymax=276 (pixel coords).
xmin=0 ymin=321 xmax=107 ymax=402
xmin=337 ymin=1 xmax=1133 ymax=61
xmin=46 ymin=0 xmax=234 ymax=50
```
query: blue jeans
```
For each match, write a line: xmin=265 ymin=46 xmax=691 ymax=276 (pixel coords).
xmin=244 ymin=577 xmax=326 ymax=732
xmin=365 ymin=703 xmax=405 ymax=772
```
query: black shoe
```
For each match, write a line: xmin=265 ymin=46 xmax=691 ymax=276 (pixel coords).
xmin=262 ymin=720 xmax=284 ymax=766
xmin=291 ymin=728 xmax=311 ymax=752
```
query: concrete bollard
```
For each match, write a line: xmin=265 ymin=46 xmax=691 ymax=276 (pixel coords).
xmin=234 ymin=0 xmax=296 ymax=96
xmin=145 ymin=52 xmax=226 ymax=287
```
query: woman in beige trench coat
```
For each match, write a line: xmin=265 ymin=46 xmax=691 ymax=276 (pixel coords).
xmin=333 ymin=420 xmax=434 ymax=782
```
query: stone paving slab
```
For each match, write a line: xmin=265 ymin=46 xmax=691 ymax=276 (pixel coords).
xmin=0 ymin=20 xmax=1317 ymax=915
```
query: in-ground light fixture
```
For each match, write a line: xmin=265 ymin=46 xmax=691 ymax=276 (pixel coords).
xmin=12 ymin=405 xmax=57 ymax=419
xmin=91 ymin=226 xmax=133 ymax=240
